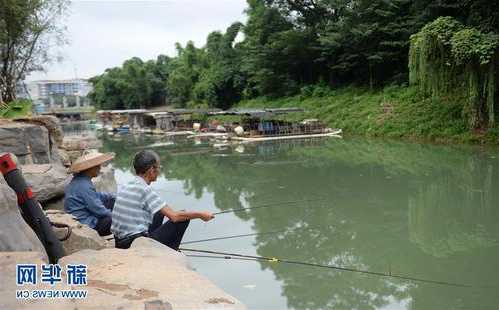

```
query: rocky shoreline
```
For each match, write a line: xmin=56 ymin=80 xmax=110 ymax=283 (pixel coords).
xmin=0 ymin=117 xmax=244 ymax=309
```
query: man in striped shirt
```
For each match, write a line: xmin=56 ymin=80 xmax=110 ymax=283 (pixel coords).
xmin=111 ymin=150 xmax=214 ymax=250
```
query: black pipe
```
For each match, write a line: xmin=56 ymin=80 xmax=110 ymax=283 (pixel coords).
xmin=0 ymin=153 xmax=65 ymax=263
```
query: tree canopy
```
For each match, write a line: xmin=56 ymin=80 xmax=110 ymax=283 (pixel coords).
xmin=89 ymin=0 xmax=499 ymax=116
xmin=0 ymin=0 xmax=68 ymax=103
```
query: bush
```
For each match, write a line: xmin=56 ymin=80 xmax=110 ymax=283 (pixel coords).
xmin=0 ymin=99 xmax=32 ymax=118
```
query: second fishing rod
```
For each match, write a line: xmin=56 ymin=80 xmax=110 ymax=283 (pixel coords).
xmin=212 ymin=197 xmax=328 ymax=215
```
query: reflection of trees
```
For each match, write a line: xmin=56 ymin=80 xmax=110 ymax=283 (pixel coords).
xmin=101 ymin=136 xmax=499 ymax=310
xmin=99 ymin=134 xmax=153 ymax=171
xmin=408 ymin=158 xmax=499 ymax=257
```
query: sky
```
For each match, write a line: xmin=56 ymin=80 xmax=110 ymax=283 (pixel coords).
xmin=27 ymin=0 xmax=248 ymax=81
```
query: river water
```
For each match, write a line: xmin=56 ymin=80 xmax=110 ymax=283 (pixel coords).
xmin=98 ymin=132 xmax=498 ymax=310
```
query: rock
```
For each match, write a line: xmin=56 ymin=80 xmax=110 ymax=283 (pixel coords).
xmin=59 ymin=134 xmax=103 ymax=166
xmin=60 ymin=238 xmax=245 ymax=309
xmin=57 ymin=149 xmax=71 ymax=167
xmin=0 ymin=178 xmax=48 ymax=257
xmin=0 ymin=177 xmax=18 ymax=212
xmin=93 ymin=165 xmax=117 ymax=193
xmin=15 ymin=115 xmax=64 ymax=146
xmin=61 ymin=135 xmax=102 ymax=151
xmin=45 ymin=210 xmax=107 ymax=255
xmin=40 ymin=197 xmax=64 ymax=211
xmin=0 ymin=252 xmax=49 ymax=299
xmin=0 ymin=121 xmax=51 ymax=164
xmin=21 ymin=164 xmax=70 ymax=203
xmin=66 ymin=149 xmax=84 ymax=164
xmin=0 ymin=239 xmax=245 ymax=309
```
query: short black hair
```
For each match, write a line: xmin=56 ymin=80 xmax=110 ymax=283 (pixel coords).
xmin=133 ymin=150 xmax=160 ymax=175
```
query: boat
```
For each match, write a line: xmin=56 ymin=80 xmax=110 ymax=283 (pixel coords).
xmin=187 ymin=132 xmax=229 ymax=139
xmin=231 ymin=129 xmax=342 ymax=143
xmin=116 ymin=125 xmax=130 ymax=133
xmin=164 ymin=130 xmax=195 ymax=137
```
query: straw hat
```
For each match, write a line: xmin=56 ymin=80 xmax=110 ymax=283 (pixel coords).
xmin=70 ymin=151 xmax=115 ymax=173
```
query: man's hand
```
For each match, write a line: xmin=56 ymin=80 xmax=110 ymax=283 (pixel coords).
xmin=199 ymin=212 xmax=215 ymax=222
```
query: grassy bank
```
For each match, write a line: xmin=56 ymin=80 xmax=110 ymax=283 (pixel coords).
xmin=0 ymin=99 xmax=32 ymax=119
xmin=235 ymin=85 xmax=499 ymax=144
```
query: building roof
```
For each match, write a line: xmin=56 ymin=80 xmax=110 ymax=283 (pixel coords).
xmin=208 ymin=107 xmax=304 ymax=117
xmin=97 ymin=109 xmax=147 ymax=114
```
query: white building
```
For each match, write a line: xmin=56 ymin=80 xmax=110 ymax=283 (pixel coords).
xmin=27 ymin=79 xmax=93 ymax=110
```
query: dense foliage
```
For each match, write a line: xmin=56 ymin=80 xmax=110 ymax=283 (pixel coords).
xmin=89 ymin=0 xmax=499 ymax=132
xmin=0 ymin=0 xmax=68 ymax=103
xmin=409 ymin=16 xmax=499 ymax=129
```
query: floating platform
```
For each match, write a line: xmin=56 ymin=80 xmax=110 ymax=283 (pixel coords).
xmin=188 ymin=132 xmax=229 ymax=139
xmin=230 ymin=129 xmax=342 ymax=143
xmin=164 ymin=130 xmax=195 ymax=137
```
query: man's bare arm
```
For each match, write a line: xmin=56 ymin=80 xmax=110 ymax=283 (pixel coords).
xmin=160 ymin=206 xmax=214 ymax=222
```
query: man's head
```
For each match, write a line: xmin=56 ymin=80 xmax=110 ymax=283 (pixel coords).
xmin=82 ymin=165 xmax=101 ymax=178
xmin=133 ymin=150 xmax=161 ymax=184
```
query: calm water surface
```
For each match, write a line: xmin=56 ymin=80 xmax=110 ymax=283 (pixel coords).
xmin=99 ymin=133 xmax=499 ymax=310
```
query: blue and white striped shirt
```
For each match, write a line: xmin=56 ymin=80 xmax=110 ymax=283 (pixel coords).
xmin=111 ymin=176 xmax=165 ymax=239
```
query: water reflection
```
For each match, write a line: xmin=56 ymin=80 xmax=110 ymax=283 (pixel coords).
xmin=101 ymin=134 xmax=499 ymax=309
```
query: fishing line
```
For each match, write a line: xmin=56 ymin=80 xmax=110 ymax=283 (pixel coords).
xmin=180 ymin=247 xmax=478 ymax=288
xmin=213 ymin=197 xmax=327 ymax=215
xmin=181 ymin=229 xmax=287 ymax=245
xmin=186 ymin=254 xmax=258 ymax=262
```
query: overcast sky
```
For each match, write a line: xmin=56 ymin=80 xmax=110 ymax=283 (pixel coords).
xmin=28 ymin=0 xmax=248 ymax=81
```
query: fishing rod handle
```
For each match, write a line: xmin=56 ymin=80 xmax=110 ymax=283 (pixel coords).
xmin=0 ymin=153 xmax=65 ymax=264
xmin=1 ymin=153 xmax=32 ymax=201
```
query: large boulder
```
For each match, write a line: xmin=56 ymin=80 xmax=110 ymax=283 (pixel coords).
xmin=0 ymin=178 xmax=47 ymax=257
xmin=0 ymin=121 xmax=52 ymax=164
xmin=22 ymin=164 xmax=70 ymax=203
xmin=61 ymin=135 xmax=102 ymax=151
xmin=15 ymin=115 xmax=64 ymax=146
xmin=0 ymin=239 xmax=245 ymax=309
xmin=60 ymin=134 xmax=103 ymax=164
xmin=93 ymin=165 xmax=117 ymax=193
xmin=45 ymin=210 xmax=108 ymax=255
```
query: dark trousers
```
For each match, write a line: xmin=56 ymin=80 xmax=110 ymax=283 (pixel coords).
xmin=115 ymin=212 xmax=189 ymax=250
xmin=95 ymin=215 xmax=112 ymax=236
xmin=149 ymin=212 xmax=189 ymax=250
xmin=94 ymin=196 xmax=115 ymax=236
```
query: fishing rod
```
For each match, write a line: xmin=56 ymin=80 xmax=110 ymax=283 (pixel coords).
xmin=181 ymin=229 xmax=287 ymax=245
xmin=213 ymin=197 xmax=327 ymax=215
xmin=0 ymin=153 xmax=65 ymax=263
xmin=180 ymin=248 xmax=475 ymax=288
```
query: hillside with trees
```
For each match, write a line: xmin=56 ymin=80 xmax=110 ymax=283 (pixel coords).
xmin=89 ymin=0 xmax=499 ymax=143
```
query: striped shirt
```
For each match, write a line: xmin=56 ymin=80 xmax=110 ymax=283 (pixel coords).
xmin=111 ymin=176 xmax=165 ymax=239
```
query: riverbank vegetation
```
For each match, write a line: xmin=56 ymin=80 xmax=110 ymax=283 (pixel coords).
xmin=88 ymin=0 xmax=499 ymax=143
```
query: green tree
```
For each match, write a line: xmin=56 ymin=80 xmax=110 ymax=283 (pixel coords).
xmin=409 ymin=17 xmax=499 ymax=129
xmin=240 ymin=0 xmax=301 ymax=97
xmin=167 ymin=41 xmax=206 ymax=107
xmin=0 ymin=0 xmax=68 ymax=103
xmin=194 ymin=22 xmax=245 ymax=109
xmin=89 ymin=55 xmax=172 ymax=110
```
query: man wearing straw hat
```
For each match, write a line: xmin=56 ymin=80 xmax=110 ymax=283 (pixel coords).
xmin=64 ymin=151 xmax=116 ymax=236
